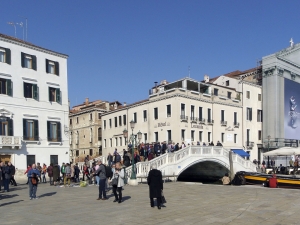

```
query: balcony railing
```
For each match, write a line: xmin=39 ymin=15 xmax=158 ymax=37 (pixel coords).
xmin=190 ymin=117 xmax=198 ymax=122
xmin=0 ymin=136 xmax=23 ymax=149
xmin=207 ymin=119 xmax=214 ymax=124
xmin=180 ymin=115 xmax=188 ymax=121
xmin=233 ymin=122 xmax=239 ymax=127
xmin=199 ymin=118 xmax=205 ymax=124
xmin=246 ymin=141 xmax=254 ymax=148
xmin=221 ymin=121 xmax=227 ymax=126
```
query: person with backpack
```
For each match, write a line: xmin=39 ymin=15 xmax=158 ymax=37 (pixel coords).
xmin=27 ymin=164 xmax=41 ymax=200
xmin=94 ymin=160 xmax=107 ymax=200
xmin=3 ymin=163 xmax=12 ymax=192
xmin=111 ymin=162 xmax=124 ymax=203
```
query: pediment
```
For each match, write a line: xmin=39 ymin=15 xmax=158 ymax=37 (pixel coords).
xmin=0 ymin=108 xmax=13 ymax=118
xmin=276 ymin=45 xmax=300 ymax=69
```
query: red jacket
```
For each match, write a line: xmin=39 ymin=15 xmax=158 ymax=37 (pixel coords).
xmin=269 ymin=176 xmax=278 ymax=188
xmin=24 ymin=166 xmax=32 ymax=174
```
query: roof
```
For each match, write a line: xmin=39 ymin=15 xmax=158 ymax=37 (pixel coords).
xmin=0 ymin=33 xmax=68 ymax=58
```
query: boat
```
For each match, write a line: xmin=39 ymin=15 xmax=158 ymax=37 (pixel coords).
xmin=236 ymin=171 xmax=300 ymax=189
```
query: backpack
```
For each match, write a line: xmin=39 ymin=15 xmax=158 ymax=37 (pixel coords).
xmin=104 ymin=165 xmax=113 ymax=179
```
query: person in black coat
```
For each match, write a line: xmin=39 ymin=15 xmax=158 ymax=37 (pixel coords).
xmin=147 ymin=164 xmax=163 ymax=209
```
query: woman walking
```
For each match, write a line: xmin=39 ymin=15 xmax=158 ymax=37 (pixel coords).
xmin=47 ymin=163 xmax=53 ymax=185
xmin=147 ymin=164 xmax=163 ymax=209
xmin=53 ymin=164 xmax=60 ymax=186
xmin=42 ymin=163 xmax=47 ymax=183
xmin=111 ymin=162 xmax=124 ymax=203
xmin=64 ymin=163 xmax=71 ymax=187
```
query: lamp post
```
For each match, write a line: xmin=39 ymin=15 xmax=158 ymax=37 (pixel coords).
xmin=123 ymin=120 xmax=142 ymax=186
xmin=267 ymin=135 xmax=271 ymax=168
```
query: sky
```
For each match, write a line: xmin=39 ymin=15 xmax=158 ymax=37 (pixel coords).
xmin=1 ymin=0 xmax=300 ymax=107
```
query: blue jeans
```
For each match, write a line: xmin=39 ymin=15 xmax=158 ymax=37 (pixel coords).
xmin=4 ymin=179 xmax=10 ymax=191
xmin=29 ymin=179 xmax=38 ymax=198
xmin=96 ymin=176 xmax=100 ymax=185
xmin=99 ymin=178 xmax=107 ymax=199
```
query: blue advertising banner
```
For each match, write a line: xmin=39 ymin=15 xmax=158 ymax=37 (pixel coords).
xmin=284 ymin=78 xmax=300 ymax=139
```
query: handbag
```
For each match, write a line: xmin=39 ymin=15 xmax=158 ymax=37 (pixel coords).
xmin=161 ymin=190 xmax=167 ymax=204
xmin=111 ymin=175 xmax=118 ymax=186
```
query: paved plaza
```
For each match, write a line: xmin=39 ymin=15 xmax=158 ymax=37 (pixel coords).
xmin=1 ymin=180 xmax=300 ymax=225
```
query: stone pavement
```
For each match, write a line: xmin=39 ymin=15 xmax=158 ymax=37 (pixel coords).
xmin=0 ymin=180 xmax=300 ymax=225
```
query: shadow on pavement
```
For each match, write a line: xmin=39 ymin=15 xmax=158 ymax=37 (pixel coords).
xmin=9 ymin=186 xmax=28 ymax=191
xmin=0 ymin=194 xmax=19 ymax=200
xmin=122 ymin=196 xmax=131 ymax=202
xmin=39 ymin=192 xmax=57 ymax=198
xmin=0 ymin=200 xmax=24 ymax=207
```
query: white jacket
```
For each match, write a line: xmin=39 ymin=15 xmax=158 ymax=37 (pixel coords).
xmin=112 ymin=169 xmax=124 ymax=187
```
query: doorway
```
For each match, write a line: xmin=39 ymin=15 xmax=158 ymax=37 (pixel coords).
xmin=0 ymin=155 xmax=11 ymax=164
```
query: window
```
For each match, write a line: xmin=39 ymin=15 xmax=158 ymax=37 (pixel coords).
xmin=75 ymin=150 xmax=79 ymax=157
xmin=214 ymin=88 xmax=219 ymax=96
xmin=208 ymin=132 xmax=211 ymax=142
xmin=47 ymin=121 xmax=61 ymax=142
xmin=246 ymin=91 xmax=250 ymax=99
xmin=257 ymin=110 xmax=263 ymax=122
xmin=0 ymin=47 xmax=11 ymax=64
xmin=90 ymin=113 xmax=93 ymax=121
xmin=103 ymin=120 xmax=106 ymax=129
xmin=89 ymin=128 xmax=92 ymax=143
xmin=181 ymin=104 xmax=185 ymax=116
xmin=98 ymin=113 xmax=101 ymax=119
xmin=199 ymin=131 xmax=203 ymax=142
xmin=181 ymin=129 xmax=185 ymax=141
xmin=234 ymin=112 xmax=237 ymax=125
xmin=24 ymin=82 xmax=38 ymax=100
xmin=199 ymin=107 xmax=203 ymax=120
xmin=258 ymin=94 xmax=262 ymax=101
xmin=98 ymin=128 xmax=102 ymax=141
xmin=119 ymin=137 xmax=122 ymax=146
xmin=258 ymin=130 xmax=262 ymax=140
xmin=104 ymin=139 xmax=106 ymax=148
xmin=154 ymin=108 xmax=158 ymax=120
xmin=133 ymin=113 xmax=137 ymax=123
xmin=246 ymin=129 xmax=250 ymax=146
xmin=246 ymin=108 xmax=252 ymax=121
xmin=70 ymin=119 xmax=72 ymax=125
xmin=0 ymin=78 xmax=13 ymax=96
xmin=46 ymin=59 xmax=59 ymax=75
xmin=115 ymin=137 xmax=118 ymax=146
xmin=226 ymin=80 xmax=229 ymax=86
xmin=27 ymin=155 xmax=36 ymax=168
xmin=154 ymin=132 xmax=158 ymax=142
xmin=119 ymin=116 xmax=122 ymax=126
xmin=76 ymin=117 xmax=79 ymax=124
xmin=114 ymin=117 xmax=117 ymax=127
xmin=123 ymin=115 xmax=126 ymax=125
xmin=0 ymin=118 xmax=13 ymax=136
xmin=191 ymin=130 xmax=194 ymax=141
xmin=109 ymin=119 xmax=112 ymax=128
xmin=76 ymin=131 xmax=79 ymax=144
xmin=167 ymin=130 xmax=172 ymax=142
xmin=48 ymin=87 xmax=61 ymax=103
xmin=110 ymin=138 xmax=112 ymax=147
xmin=50 ymin=155 xmax=58 ymax=165
xmin=167 ymin=105 xmax=171 ymax=117
xmin=144 ymin=133 xmax=147 ymax=143
xmin=89 ymin=149 xmax=93 ymax=156
xmin=21 ymin=52 xmax=36 ymax=70
xmin=221 ymin=110 xmax=225 ymax=122
xmin=221 ymin=133 xmax=224 ymax=143
xmin=23 ymin=119 xmax=39 ymax=141
xmin=191 ymin=105 xmax=195 ymax=118
xmin=227 ymin=92 xmax=231 ymax=99
xmin=143 ymin=110 xmax=147 ymax=122
xmin=234 ymin=134 xmax=237 ymax=143
xmin=208 ymin=108 xmax=211 ymax=122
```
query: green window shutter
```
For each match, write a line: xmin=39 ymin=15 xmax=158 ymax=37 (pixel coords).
xmin=21 ymin=52 xmax=25 ymax=67
xmin=56 ymin=88 xmax=61 ymax=103
xmin=6 ymin=79 xmax=13 ymax=97
xmin=57 ymin=122 xmax=61 ymax=141
xmin=46 ymin=59 xmax=49 ymax=73
xmin=34 ymin=120 xmax=39 ymax=141
xmin=33 ymin=84 xmax=38 ymax=100
xmin=250 ymin=108 xmax=252 ymax=121
xmin=47 ymin=121 xmax=50 ymax=141
xmin=23 ymin=119 xmax=27 ymax=139
xmin=32 ymin=55 xmax=37 ymax=70
xmin=49 ymin=87 xmax=51 ymax=101
xmin=55 ymin=61 xmax=59 ymax=75
xmin=5 ymin=48 xmax=11 ymax=65
xmin=8 ymin=119 xmax=13 ymax=136
xmin=23 ymin=82 xmax=26 ymax=97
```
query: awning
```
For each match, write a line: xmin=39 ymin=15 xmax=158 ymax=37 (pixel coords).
xmin=231 ymin=149 xmax=250 ymax=157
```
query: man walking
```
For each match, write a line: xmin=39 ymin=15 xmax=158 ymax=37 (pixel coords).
xmin=27 ymin=164 xmax=41 ymax=200
xmin=94 ymin=160 xmax=107 ymax=200
xmin=36 ymin=163 xmax=42 ymax=183
xmin=8 ymin=162 xmax=17 ymax=186
xmin=61 ymin=163 xmax=66 ymax=183
xmin=147 ymin=164 xmax=163 ymax=209
xmin=3 ymin=163 xmax=12 ymax=192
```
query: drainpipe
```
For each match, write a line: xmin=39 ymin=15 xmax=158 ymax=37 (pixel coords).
xmin=229 ymin=150 xmax=234 ymax=182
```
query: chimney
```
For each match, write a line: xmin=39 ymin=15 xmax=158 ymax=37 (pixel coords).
xmin=204 ymin=75 xmax=210 ymax=83
xmin=85 ymin=98 xmax=89 ymax=105
xmin=124 ymin=102 xmax=126 ymax=106
xmin=114 ymin=102 xmax=117 ymax=109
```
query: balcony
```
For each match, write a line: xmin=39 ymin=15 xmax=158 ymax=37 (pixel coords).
xmin=233 ymin=122 xmax=240 ymax=128
xmin=245 ymin=141 xmax=254 ymax=149
xmin=221 ymin=121 xmax=227 ymax=126
xmin=0 ymin=136 xmax=22 ymax=149
xmin=199 ymin=118 xmax=205 ymax=124
xmin=207 ymin=119 xmax=214 ymax=125
xmin=190 ymin=116 xmax=198 ymax=123
xmin=180 ymin=115 xmax=188 ymax=122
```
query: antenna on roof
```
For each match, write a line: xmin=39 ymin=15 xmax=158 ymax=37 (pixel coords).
xmin=7 ymin=22 xmax=17 ymax=37
xmin=188 ymin=66 xmax=190 ymax=78
xmin=16 ymin=22 xmax=24 ymax=41
xmin=18 ymin=16 xmax=27 ymax=41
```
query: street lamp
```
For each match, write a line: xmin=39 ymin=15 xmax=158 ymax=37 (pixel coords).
xmin=267 ymin=135 xmax=271 ymax=168
xmin=123 ymin=120 xmax=142 ymax=186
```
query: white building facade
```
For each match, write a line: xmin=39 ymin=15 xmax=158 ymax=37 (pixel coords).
xmin=0 ymin=33 xmax=69 ymax=175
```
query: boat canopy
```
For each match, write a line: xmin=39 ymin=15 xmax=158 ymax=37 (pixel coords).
xmin=231 ymin=149 xmax=250 ymax=157
xmin=263 ymin=147 xmax=300 ymax=156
